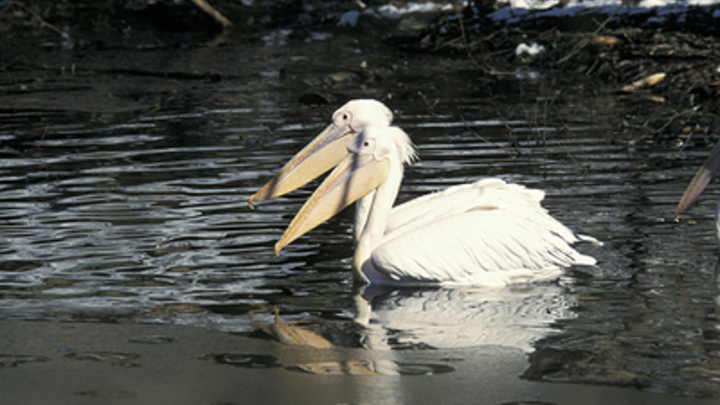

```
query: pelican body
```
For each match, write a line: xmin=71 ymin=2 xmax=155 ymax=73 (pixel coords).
xmin=250 ymin=100 xmax=598 ymax=286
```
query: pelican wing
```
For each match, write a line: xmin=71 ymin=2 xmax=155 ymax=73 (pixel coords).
xmin=368 ymin=182 xmax=595 ymax=287
xmin=387 ymin=178 xmax=546 ymax=238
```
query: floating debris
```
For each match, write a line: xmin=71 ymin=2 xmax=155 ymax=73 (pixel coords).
xmin=249 ymin=306 xmax=335 ymax=349
xmin=621 ymin=73 xmax=667 ymax=92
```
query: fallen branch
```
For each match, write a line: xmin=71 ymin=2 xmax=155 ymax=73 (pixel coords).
xmin=621 ymin=73 xmax=666 ymax=93
xmin=188 ymin=0 xmax=233 ymax=28
xmin=11 ymin=1 xmax=67 ymax=37
xmin=556 ymin=3 xmax=624 ymax=64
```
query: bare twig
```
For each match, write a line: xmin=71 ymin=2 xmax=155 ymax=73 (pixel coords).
xmin=492 ymin=101 xmax=521 ymax=154
xmin=188 ymin=0 xmax=233 ymax=28
xmin=11 ymin=1 xmax=66 ymax=37
xmin=457 ymin=12 xmax=508 ymax=75
xmin=456 ymin=105 xmax=509 ymax=150
xmin=557 ymin=4 xmax=624 ymax=64
xmin=650 ymin=106 xmax=700 ymax=141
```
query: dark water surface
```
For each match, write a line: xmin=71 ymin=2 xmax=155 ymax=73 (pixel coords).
xmin=2 ymin=26 xmax=720 ymax=403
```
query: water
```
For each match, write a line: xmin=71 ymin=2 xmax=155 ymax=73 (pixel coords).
xmin=2 ymin=26 xmax=720 ymax=402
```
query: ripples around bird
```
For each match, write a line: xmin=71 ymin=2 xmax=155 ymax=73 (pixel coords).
xmin=1 ymin=42 xmax=720 ymax=398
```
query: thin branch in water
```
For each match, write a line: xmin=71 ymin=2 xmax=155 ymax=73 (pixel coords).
xmin=188 ymin=0 xmax=233 ymax=28
xmin=492 ymin=101 xmax=521 ymax=155
xmin=557 ymin=3 xmax=624 ymax=64
xmin=11 ymin=1 xmax=66 ymax=37
xmin=650 ymin=106 xmax=700 ymax=142
xmin=455 ymin=105 xmax=508 ymax=150
xmin=457 ymin=12 xmax=505 ymax=75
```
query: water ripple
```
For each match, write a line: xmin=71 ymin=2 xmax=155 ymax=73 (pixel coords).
xmin=0 ymin=74 xmax=718 ymax=398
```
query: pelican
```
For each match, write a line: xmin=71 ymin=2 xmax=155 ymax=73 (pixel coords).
xmin=273 ymin=125 xmax=598 ymax=286
xmin=248 ymin=99 xmax=392 ymax=209
xmin=676 ymin=141 xmax=720 ymax=238
xmin=249 ymin=99 xmax=409 ymax=240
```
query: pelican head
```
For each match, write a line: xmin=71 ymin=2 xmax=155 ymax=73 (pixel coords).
xmin=274 ymin=126 xmax=416 ymax=255
xmin=676 ymin=141 xmax=720 ymax=218
xmin=248 ymin=100 xmax=393 ymax=208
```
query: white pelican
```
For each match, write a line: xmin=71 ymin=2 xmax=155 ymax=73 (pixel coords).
xmin=273 ymin=126 xmax=598 ymax=286
xmin=676 ymin=141 xmax=720 ymax=238
xmin=249 ymin=99 xmax=406 ymax=241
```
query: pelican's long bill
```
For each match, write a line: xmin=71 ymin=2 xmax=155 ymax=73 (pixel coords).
xmin=248 ymin=123 xmax=355 ymax=208
xmin=676 ymin=141 xmax=720 ymax=218
xmin=274 ymin=152 xmax=390 ymax=255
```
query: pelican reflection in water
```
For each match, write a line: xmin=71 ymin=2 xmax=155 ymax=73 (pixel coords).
xmin=249 ymin=284 xmax=576 ymax=377
xmin=249 ymin=100 xmax=599 ymax=286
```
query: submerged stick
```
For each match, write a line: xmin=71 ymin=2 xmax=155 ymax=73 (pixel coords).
xmin=11 ymin=1 xmax=66 ymax=37
xmin=188 ymin=0 xmax=233 ymax=28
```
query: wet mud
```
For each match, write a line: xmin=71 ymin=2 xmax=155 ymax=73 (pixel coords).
xmin=3 ymin=319 xmax=718 ymax=405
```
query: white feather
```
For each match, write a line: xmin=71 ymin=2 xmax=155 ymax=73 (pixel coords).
xmin=271 ymin=100 xmax=599 ymax=286
xmin=370 ymin=202 xmax=594 ymax=286
xmin=350 ymin=128 xmax=598 ymax=286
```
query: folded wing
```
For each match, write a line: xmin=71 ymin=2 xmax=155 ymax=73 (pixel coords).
xmin=370 ymin=179 xmax=596 ymax=286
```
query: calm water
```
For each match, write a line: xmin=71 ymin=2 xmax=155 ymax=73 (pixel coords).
xmin=2 ymin=29 xmax=720 ymax=399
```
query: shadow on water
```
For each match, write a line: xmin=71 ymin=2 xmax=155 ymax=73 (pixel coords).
xmin=3 ymin=6 xmax=720 ymax=403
